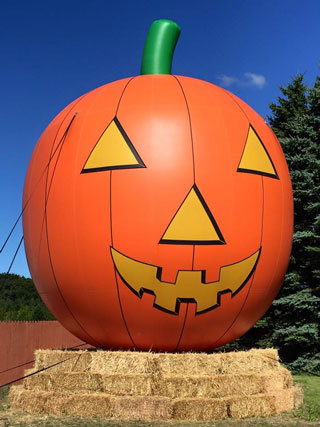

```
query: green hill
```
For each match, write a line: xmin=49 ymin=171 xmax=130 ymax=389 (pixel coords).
xmin=0 ymin=273 xmax=55 ymax=321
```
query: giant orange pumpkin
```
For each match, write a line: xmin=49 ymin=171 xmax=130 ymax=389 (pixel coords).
xmin=23 ymin=20 xmax=293 ymax=351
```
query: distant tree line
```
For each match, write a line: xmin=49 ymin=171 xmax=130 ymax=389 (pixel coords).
xmin=0 ymin=273 xmax=55 ymax=321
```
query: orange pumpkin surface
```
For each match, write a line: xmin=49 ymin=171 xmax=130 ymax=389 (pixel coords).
xmin=22 ymin=22 xmax=293 ymax=352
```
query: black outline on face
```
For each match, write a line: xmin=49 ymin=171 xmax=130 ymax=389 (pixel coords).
xmin=80 ymin=117 xmax=270 ymax=317
xmin=237 ymin=126 xmax=279 ymax=180
xmin=81 ymin=116 xmax=146 ymax=174
xmin=159 ymin=185 xmax=226 ymax=245
xmin=111 ymin=246 xmax=261 ymax=316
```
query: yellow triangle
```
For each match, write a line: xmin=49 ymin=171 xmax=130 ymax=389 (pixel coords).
xmin=161 ymin=187 xmax=224 ymax=243
xmin=238 ymin=127 xmax=277 ymax=177
xmin=83 ymin=119 xmax=143 ymax=171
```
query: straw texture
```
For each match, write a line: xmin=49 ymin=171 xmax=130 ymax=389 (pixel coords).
xmin=10 ymin=348 xmax=302 ymax=421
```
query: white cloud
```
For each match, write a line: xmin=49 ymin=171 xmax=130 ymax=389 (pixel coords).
xmin=217 ymin=74 xmax=239 ymax=87
xmin=217 ymin=72 xmax=266 ymax=89
xmin=244 ymin=72 xmax=266 ymax=88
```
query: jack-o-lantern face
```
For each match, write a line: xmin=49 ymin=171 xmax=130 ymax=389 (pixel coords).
xmin=22 ymin=21 xmax=293 ymax=352
xmin=81 ymin=115 xmax=266 ymax=315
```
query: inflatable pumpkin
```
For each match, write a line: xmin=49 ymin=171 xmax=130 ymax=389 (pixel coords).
xmin=23 ymin=20 xmax=293 ymax=351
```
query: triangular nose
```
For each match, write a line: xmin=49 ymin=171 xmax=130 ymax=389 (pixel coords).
xmin=159 ymin=185 xmax=225 ymax=245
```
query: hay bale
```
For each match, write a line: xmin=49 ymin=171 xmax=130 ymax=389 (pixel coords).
xmin=50 ymin=372 xmax=102 ymax=392
xmin=88 ymin=348 xmax=281 ymax=376
xmin=23 ymin=373 xmax=51 ymax=391
xmin=10 ymin=348 xmax=302 ymax=421
xmin=226 ymin=387 xmax=301 ymax=419
xmin=111 ymin=396 xmax=172 ymax=421
xmin=57 ymin=393 xmax=112 ymax=418
xmin=293 ymin=386 xmax=304 ymax=409
xmin=34 ymin=350 xmax=92 ymax=372
xmin=24 ymin=372 xmax=103 ymax=393
xmin=102 ymin=374 xmax=153 ymax=396
xmin=154 ymin=349 xmax=280 ymax=376
xmin=10 ymin=385 xmax=49 ymax=414
xmin=271 ymin=387 xmax=302 ymax=414
xmin=90 ymin=351 xmax=161 ymax=375
xmin=10 ymin=386 xmax=112 ymax=418
xmin=227 ymin=393 xmax=275 ymax=418
xmin=173 ymin=397 xmax=228 ymax=421
xmin=261 ymin=368 xmax=293 ymax=393
xmin=22 ymin=369 xmax=290 ymax=399
xmin=153 ymin=372 xmax=281 ymax=399
xmin=23 ymin=368 xmax=36 ymax=376
xmin=33 ymin=348 xmax=281 ymax=376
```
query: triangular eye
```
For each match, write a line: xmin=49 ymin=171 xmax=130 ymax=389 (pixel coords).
xmin=82 ymin=117 xmax=145 ymax=173
xmin=237 ymin=126 xmax=278 ymax=179
xmin=160 ymin=185 xmax=225 ymax=245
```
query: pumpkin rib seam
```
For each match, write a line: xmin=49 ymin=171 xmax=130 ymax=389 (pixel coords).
xmin=209 ymin=176 xmax=265 ymax=348
xmin=42 ymin=94 xmax=101 ymax=347
xmin=110 ymin=76 xmax=140 ymax=350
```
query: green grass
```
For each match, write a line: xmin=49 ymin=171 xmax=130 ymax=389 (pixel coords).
xmin=0 ymin=385 xmax=9 ymax=411
xmin=293 ymin=373 xmax=320 ymax=422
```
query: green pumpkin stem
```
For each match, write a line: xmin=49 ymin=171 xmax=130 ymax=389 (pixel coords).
xmin=140 ymin=20 xmax=181 ymax=75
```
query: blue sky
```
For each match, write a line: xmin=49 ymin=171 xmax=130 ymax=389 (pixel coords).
xmin=1 ymin=0 xmax=320 ymax=277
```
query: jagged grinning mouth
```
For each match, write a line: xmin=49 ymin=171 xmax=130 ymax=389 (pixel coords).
xmin=111 ymin=247 xmax=261 ymax=315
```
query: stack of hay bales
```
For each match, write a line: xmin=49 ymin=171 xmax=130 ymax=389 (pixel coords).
xmin=10 ymin=348 xmax=302 ymax=421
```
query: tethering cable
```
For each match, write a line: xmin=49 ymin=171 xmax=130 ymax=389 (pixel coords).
xmin=6 ymin=235 xmax=24 ymax=274
xmin=0 ymin=342 xmax=88 ymax=375
xmin=1 ymin=348 xmax=319 ymax=390
xmin=0 ymin=343 xmax=92 ymax=388
xmin=0 ymin=113 xmax=77 ymax=255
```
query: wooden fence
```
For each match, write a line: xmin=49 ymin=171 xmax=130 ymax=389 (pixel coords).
xmin=0 ymin=321 xmax=90 ymax=386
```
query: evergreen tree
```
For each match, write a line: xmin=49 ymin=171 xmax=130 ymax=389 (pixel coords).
xmin=268 ymin=74 xmax=309 ymax=138
xmin=269 ymin=75 xmax=320 ymax=297
xmin=223 ymin=75 xmax=320 ymax=373
xmin=265 ymin=75 xmax=319 ymax=371
xmin=307 ymin=76 xmax=320 ymax=296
